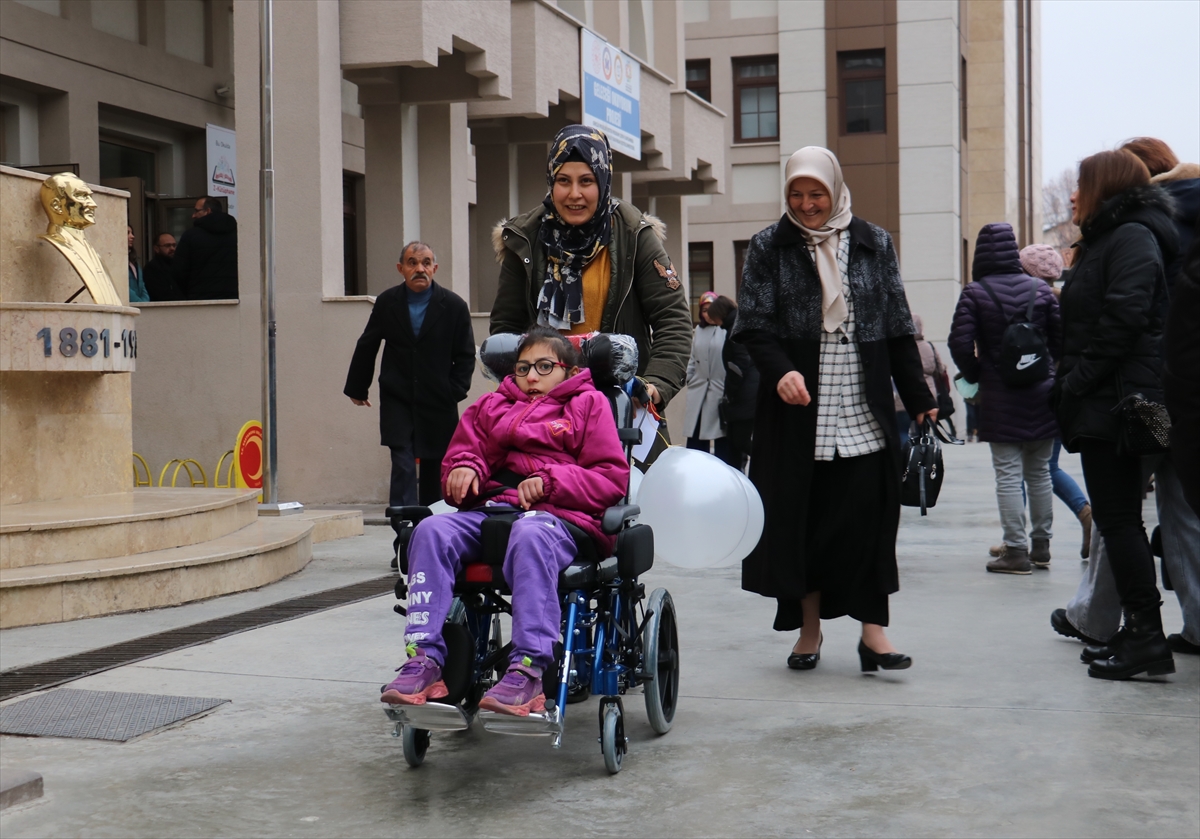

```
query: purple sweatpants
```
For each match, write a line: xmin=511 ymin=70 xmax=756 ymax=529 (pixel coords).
xmin=403 ymin=509 xmax=578 ymax=670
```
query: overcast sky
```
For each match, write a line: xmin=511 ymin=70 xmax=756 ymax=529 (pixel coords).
xmin=1041 ymin=0 xmax=1200 ymax=182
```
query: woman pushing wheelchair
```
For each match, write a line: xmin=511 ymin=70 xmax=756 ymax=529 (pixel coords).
xmin=380 ymin=328 xmax=629 ymax=715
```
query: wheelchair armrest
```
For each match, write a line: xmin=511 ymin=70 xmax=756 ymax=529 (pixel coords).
xmin=386 ymin=505 xmax=434 ymax=524
xmin=617 ymin=427 xmax=642 ymax=445
xmin=601 ymin=504 xmax=640 ymax=535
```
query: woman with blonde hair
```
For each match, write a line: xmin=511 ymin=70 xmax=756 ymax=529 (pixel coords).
xmin=734 ymin=147 xmax=935 ymax=672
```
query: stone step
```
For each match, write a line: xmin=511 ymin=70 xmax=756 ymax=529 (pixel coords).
xmin=0 ymin=517 xmax=313 ymax=628
xmin=0 ymin=488 xmax=261 ymax=570
xmin=296 ymin=508 xmax=364 ymax=543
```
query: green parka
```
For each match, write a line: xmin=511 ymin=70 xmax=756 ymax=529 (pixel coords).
xmin=489 ymin=200 xmax=692 ymax=407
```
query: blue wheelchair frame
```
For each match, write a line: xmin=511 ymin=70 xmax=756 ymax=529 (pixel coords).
xmin=384 ymin=375 xmax=678 ymax=773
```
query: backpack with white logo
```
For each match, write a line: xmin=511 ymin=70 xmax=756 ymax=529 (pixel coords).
xmin=976 ymin=278 xmax=1050 ymax=388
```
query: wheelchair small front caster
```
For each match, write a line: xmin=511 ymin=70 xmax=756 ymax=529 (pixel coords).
xmin=402 ymin=726 xmax=430 ymax=768
xmin=598 ymin=696 xmax=626 ymax=774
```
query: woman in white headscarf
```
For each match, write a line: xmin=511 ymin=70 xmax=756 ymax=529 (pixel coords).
xmin=733 ymin=147 xmax=937 ymax=673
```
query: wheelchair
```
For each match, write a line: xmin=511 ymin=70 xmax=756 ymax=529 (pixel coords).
xmin=382 ymin=333 xmax=680 ymax=774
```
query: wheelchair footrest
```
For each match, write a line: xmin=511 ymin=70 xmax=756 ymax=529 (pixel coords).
xmin=478 ymin=706 xmax=562 ymax=737
xmin=384 ymin=702 xmax=471 ymax=731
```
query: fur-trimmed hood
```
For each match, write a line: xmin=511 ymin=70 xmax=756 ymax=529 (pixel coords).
xmin=491 ymin=200 xmax=666 ymax=262
xmin=1081 ymin=183 xmax=1179 ymax=262
xmin=1150 ymin=161 xmax=1200 ymax=183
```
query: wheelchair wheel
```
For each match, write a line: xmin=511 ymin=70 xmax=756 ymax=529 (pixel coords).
xmin=642 ymin=588 xmax=679 ymax=735
xmin=599 ymin=696 xmax=626 ymax=774
xmin=402 ymin=726 xmax=430 ymax=768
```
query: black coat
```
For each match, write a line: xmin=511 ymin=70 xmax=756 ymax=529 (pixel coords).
xmin=343 ymin=282 xmax=476 ymax=458
xmin=143 ymin=255 xmax=182 ymax=301
xmin=1165 ymin=216 xmax=1200 ymax=515
xmin=1056 ymin=184 xmax=1178 ymax=451
xmin=947 ymin=222 xmax=1061 ymax=442
xmin=720 ymin=310 xmax=758 ymax=423
xmin=174 ymin=211 xmax=238 ymax=300
xmin=733 ymin=216 xmax=935 ymax=601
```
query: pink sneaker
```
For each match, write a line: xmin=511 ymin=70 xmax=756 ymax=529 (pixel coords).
xmin=478 ymin=657 xmax=546 ymax=717
xmin=380 ymin=648 xmax=448 ymax=705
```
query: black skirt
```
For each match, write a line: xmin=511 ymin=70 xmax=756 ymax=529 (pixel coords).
xmin=774 ymin=449 xmax=891 ymax=630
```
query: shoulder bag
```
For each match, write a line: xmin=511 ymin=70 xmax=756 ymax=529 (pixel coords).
xmin=900 ymin=417 xmax=964 ymax=515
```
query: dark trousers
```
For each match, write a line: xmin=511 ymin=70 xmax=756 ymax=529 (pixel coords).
xmin=1079 ymin=440 xmax=1160 ymax=613
xmin=389 ymin=445 xmax=443 ymax=507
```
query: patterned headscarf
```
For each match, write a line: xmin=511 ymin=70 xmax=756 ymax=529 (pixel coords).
xmin=536 ymin=125 xmax=615 ymax=329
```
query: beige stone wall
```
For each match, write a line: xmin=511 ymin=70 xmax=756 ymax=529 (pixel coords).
xmin=1 ymin=371 xmax=132 ymax=505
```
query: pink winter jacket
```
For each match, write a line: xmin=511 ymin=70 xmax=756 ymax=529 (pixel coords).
xmin=441 ymin=369 xmax=630 ymax=552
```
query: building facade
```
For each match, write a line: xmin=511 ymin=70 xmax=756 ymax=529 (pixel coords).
xmin=682 ymin=0 xmax=1040 ymax=343
xmin=1 ymin=0 xmax=724 ymax=504
xmin=1 ymin=0 xmax=1038 ymax=504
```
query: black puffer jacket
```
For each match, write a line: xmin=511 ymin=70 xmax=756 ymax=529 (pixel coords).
xmin=1056 ymin=184 xmax=1178 ymax=451
xmin=948 ymin=222 xmax=1061 ymax=442
xmin=174 ymin=211 xmax=238 ymax=300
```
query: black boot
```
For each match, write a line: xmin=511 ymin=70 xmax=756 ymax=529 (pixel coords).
xmin=1080 ymin=628 xmax=1123 ymax=664
xmin=1087 ymin=606 xmax=1175 ymax=680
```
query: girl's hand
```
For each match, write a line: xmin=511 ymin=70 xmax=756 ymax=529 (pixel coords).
xmin=517 ymin=476 xmax=545 ymax=509
xmin=446 ymin=467 xmax=479 ymax=505
xmin=777 ymin=371 xmax=811 ymax=405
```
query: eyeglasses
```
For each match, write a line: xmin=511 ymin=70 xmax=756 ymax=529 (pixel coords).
xmin=513 ymin=359 xmax=569 ymax=377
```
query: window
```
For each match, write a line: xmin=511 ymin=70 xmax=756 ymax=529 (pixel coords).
xmin=685 ymin=59 xmax=711 ymax=102
xmin=688 ymin=242 xmax=713 ymax=323
xmin=733 ymin=57 xmax=778 ymax=142
xmin=99 ymin=139 xmax=157 ymax=192
xmin=960 ymin=57 xmax=968 ymax=140
xmin=839 ymin=50 xmax=886 ymax=135
xmin=91 ymin=0 xmax=140 ymax=42
xmin=734 ymin=240 xmax=750 ymax=291
xmin=344 ymin=175 xmax=361 ymax=296
xmin=165 ymin=0 xmax=208 ymax=64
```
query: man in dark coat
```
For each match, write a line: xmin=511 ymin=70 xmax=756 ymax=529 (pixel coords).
xmin=344 ymin=242 xmax=476 ymax=511
xmin=173 ymin=197 xmax=238 ymax=300
xmin=948 ymin=222 xmax=1062 ymax=574
xmin=143 ymin=232 xmax=182 ymax=301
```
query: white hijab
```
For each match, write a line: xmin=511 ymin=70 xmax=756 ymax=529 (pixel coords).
xmin=784 ymin=147 xmax=853 ymax=332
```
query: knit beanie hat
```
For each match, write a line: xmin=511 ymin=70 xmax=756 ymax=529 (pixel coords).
xmin=1020 ymin=244 xmax=1064 ymax=282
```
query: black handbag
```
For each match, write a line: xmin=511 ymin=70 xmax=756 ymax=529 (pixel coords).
xmin=900 ymin=418 xmax=963 ymax=515
xmin=1112 ymin=390 xmax=1171 ymax=455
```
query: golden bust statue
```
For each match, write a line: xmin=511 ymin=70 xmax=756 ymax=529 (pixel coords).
xmin=37 ymin=173 xmax=123 ymax=306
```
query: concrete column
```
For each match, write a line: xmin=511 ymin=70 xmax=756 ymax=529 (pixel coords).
xmin=778 ymin=0 xmax=825 ymax=197
xmin=471 ymin=142 xmax=512 ymax=313
xmin=273 ymin=0 xmax=344 ymax=298
xmin=593 ymin=0 xmax=630 ymax=51
xmin=363 ymin=103 xmax=405 ymax=296
xmin=417 ymin=102 xmax=471 ymax=302
xmin=896 ymin=0 xmax=962 ymax=341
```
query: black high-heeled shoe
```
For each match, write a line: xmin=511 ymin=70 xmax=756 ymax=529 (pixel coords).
xmin=787 ymin=633 xmax=823 ymax=670
xmin=858 ymin=639 xmax=912 ymax=672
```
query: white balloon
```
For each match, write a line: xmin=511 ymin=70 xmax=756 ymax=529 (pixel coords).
xmin=636 ymin=447 xmax=753 ymax=569
xmin=713 ymin=469 xmax=765 ymax=567
xmin=628 ymin=464 xmax=645 ymax=504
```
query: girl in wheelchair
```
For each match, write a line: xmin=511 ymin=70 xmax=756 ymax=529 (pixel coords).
xmin=381 ymin=326 xmax=630 ymax=715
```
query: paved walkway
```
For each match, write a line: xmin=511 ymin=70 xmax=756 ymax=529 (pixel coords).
xmin=1 ymin=443 xmax=1196 ymax=838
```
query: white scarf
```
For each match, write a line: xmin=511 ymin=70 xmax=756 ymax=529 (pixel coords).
xmin=784 ymin=147 xmax=853 ymax=332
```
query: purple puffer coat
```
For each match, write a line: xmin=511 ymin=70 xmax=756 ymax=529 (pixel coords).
xmin=948 ymin=223 xmax=1062 ymax=443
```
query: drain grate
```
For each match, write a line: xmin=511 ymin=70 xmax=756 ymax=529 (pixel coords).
xmin=0 ymin=689 xmax=229 ymax=742
xmin=0 ymin=575 xmax=396 ymax=702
